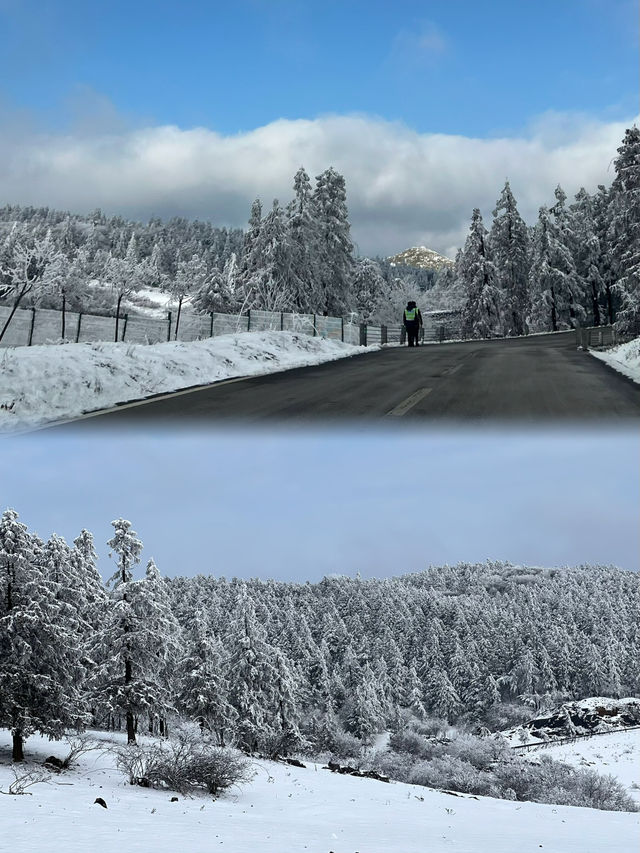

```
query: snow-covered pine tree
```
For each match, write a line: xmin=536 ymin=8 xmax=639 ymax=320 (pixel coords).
xmin=225 ymin=584 xmax=278 ymax=752
xmin=489 ymin=181 xmax=529 ymax=336
xmin=91 ymin=518 xmax=145 ymax=743
xmin=286 ymin=166 xmax=319 ymax=312
xmin=609 ymin=127 xmax=640 ymax=334
xmin=0 ymin=510 xmax=88 ymax=760
xmin=528 ymin=205 xmax=579 ymax=332
xmin=459 ymin=209 xmax=502 ymax=339
xmin=312 ymin=168 xmax=355 ymax=315
xmin=549 ymin=185 xmax=586 ymax=328
xmin=352 ymin=257 xmax=385 ymax=323
xmin=569 ymin=188 xmax=607 ymax=327
xmin=177 ymin=613 xmax=237 ymax=745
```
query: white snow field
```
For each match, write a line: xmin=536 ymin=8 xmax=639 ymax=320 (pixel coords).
xmin=591 ymin=336 xmax=640 ymax=383
xmin=1 ymin=730 xmax=638 ymax=853
xmin=539 ymin=729 xmax=640 ymax=805
xmin=0 ymin=331 xmax=376 ymax=431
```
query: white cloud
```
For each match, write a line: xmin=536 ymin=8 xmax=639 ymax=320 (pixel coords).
xmin=390 ymin=21 xmax=450 ymax=64
xmin=0 ymin=110 xmax=634 ymax=257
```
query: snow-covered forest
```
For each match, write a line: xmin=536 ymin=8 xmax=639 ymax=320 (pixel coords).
xmin=2 ymin=508 xmax=638 ymax=769
xmin=0 ymin=127 xmax=638 ymax=340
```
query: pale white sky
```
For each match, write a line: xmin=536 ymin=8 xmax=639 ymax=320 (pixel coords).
xmin=2 ymin=425 xmax=637 ymax=580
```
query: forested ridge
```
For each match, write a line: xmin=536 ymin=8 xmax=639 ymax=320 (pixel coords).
xmin=1 ymin=509 xmax=637 ymax=762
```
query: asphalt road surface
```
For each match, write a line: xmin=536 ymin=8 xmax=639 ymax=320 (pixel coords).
xmin=60 ymin=331 xmax=640 ymax=426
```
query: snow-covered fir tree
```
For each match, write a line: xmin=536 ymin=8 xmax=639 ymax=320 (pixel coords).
xmin=608 ymin=126 xmax=640 ymax=333
xmin=489 ymin=181 xmax=529 ymax=336
xmin=312 ymin=167 xmax=355 ymax=314
xmin=459 ymin=209 xmax=502 ymax=339
xmin=0 ymin=510 xmax=88 ymax=760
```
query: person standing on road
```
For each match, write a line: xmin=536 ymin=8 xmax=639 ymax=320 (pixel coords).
xmin=403 ymin=300 xmax=423 ymax=347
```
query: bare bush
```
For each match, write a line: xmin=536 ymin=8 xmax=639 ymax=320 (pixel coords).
xmin=0 ymin=768 xmax=51 ymax=795
xmin=52 ymin=733 xmax=102 ymax=770
xmin=115 ymin=726 xmax=253 ymax=797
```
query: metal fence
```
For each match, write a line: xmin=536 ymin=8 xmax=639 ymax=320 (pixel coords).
xmin=510 ymin=724 xmax=640 ymax=753
xmin=0 ymin=303 xmax=462 ymax=349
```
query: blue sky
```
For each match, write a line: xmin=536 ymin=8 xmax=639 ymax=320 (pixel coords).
xmin=1 ymin=0 xmax=637 ymax=255
xmin=2 ymin=0 xmax=636 ymax=136
xmin=2 ymin=427 xmax=637 ymax=581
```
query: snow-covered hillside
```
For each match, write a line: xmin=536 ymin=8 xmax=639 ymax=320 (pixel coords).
xmin=591 ymin=337 xmax=640 ymax=384
xmin=541 ymin=729 xmax=640 ymax=805
xmin=388 ymin=246 xmax=455 ymax=271
xmin=1 ymin=729 xmax=637 ymax=853
xmin=0 ymin=331 xmax=376 ymax=431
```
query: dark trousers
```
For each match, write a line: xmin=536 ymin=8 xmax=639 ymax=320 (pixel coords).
xmin=406 ymin=324 xmax=420 ymax=346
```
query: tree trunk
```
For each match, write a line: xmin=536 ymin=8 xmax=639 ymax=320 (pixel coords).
xmin=12 ymin=730 xmax=24 ymax=762
xmin=126 ymin=711 xmax=136 ymax=744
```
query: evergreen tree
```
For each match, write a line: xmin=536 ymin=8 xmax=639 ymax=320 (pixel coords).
xmin=0 ymin=510 xmax=87 ymax=760
xmin=460 ymin=209 xmax=502 ymax=338
xmin=312 ymin=168 xmax=355 ymax=314
xmin=609 ymin=127 xmax=640 ymax=333
xmin=528 ymin=205 xmax=579 ymax=332
xmin=352 ymin=258 xmax=385 ymax=322
xmin=286 ymin=167 xmax=319 ymax=312
xmin=177 ymin=613 xmax=237 ymax=744
xmin=489 ymin=181 xmax=529 ymax=336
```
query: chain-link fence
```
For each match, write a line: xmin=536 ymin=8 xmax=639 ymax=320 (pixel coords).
xmin=0 ymin=303 xmax=462 ymax=349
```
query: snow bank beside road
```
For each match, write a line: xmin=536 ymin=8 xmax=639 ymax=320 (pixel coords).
xmin=0 ymin=331 xmax=375 ymax=431
xmin=591 ymin=336 xmax=640 ymax=383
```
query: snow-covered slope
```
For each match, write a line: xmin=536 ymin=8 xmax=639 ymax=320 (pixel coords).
xmin=540 ymin=729 xmax=640 ymax=804
xmin=388 ymin=246 xmax=454 ymax=271
xmin=0 ymin=331 xmax=375 ymax=431
xmin=1 ymin=729 xmax=637 ymax=853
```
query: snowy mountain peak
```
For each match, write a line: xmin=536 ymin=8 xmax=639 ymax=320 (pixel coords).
xmin=388 ymin=246 xmax=454 ymax=271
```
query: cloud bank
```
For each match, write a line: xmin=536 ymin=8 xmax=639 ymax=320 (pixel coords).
xmin=0 ymin=111 xmax=634 ymax=257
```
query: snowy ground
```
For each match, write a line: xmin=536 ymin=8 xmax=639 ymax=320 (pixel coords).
xmin=1 ymin=729 xmax=637 ymax=853
xmin=591 ymin=336 xmax=640 ymax=383
xmin=0 ymin=331 xmax=376 ymax=432
xmin=539 ymin=729 xmax=640 ymax=805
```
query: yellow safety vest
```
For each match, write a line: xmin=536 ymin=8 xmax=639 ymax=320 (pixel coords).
xmin=404 ymin=307 xmax=418 ymax=322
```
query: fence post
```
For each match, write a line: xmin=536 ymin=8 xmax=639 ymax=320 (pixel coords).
xmin=439 ymin=324 xmax=445 ymax=343
xmin=312 ymin=314 xmax=317 ymax=336
xmin=381 ymin=324 xmax=387 ymax=345
xmin=341 ymin=317 xmax=344 ymax=342
xmin=359 ymin=323 xmax=367 ymax=346
xmin=75 ymin=313 xmax=83 ymax=343
xmin=280 ymin=311 xmax=284 ymax=331
xmin=167 ymin=311 xmax=172 ymax=342
xmin=122 ymin=313 xmax=128 ymax=342
xmin=209 ymin=312 xmax=214 ymax=337
xmin=247 ymin=309 xmax=251 ymax=331
xmin=28 ymin=307 xmax=36 ymax=346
